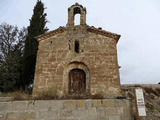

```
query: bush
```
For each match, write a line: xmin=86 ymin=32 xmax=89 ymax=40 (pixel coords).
xmin=144 ymin=87 xmax=159 ymax=96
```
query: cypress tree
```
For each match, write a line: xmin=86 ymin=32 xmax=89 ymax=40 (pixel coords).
xmin=22 ymin=0 xmax=48 ymax=90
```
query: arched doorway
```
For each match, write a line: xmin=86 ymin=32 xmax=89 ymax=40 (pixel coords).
xmin=69 ymin=68 xmax=86 ymax=94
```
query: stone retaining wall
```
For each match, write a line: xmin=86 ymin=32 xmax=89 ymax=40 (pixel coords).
xmin=0 ymin=99 xmax=132 ymax=120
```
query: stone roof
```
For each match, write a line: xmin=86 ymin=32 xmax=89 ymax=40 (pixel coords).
xmin=35 ymin=25 xmax=120 ymax=43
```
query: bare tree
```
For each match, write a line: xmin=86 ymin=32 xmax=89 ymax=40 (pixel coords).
xmin=0 ymin=23 xmax=27 ymax=92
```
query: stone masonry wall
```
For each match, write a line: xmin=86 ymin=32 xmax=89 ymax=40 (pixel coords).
xmin=33 ymin=3 xmax=121 ymax=98
xmin=0 ymin=99 xmax=132 ymax=120
xmin=33 ymin=25 xmax=121 ymax=98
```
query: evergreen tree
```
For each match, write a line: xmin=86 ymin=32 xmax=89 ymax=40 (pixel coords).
xmin=22 ymin=0 xmax=48 ymax=90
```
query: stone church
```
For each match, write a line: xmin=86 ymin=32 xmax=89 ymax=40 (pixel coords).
xmin=33 ymin=3 xmax=122 ymax=98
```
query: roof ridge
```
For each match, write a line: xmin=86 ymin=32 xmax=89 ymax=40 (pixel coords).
xmin=87 ymin=26 xmax=121 ymax=43
xmin=36 ymin=26 xmax=66 ymax=41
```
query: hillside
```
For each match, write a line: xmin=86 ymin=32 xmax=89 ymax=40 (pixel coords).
xmin=122 ymin=84 xmax=160 ymax=120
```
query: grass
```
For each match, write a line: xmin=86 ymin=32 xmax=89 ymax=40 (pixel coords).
xmin=1 ymin=86 xmax=159 ymax=100
xmin=0 ymin=91 xmax=32 ymax=100
xmin=146 ymin=101 xmax=154 ymax=111
xmin=0 ymin=91 xmax=106 ymax=100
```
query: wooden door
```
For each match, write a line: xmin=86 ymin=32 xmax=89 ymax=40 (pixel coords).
xmin=69 ymin=69 xmax=86 ymax=94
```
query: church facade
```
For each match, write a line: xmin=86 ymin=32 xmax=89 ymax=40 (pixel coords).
xmin=33 ymin=3 xmax=122 ymax=98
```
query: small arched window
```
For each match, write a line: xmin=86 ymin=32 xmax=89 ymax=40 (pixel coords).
xmin=75 ymin=40 xmax=79 ymax=53
xmin=68 ymin=40 xmax=71 ymax=50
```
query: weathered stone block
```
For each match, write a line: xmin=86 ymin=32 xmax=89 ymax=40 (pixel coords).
xmin=18 ymin=112 xmax=36 ymax=120
xmin=92 ymin=100 xmax=102 ymax=107
xmin=12 ymin=101 xmax=28 ymax=111
xmin=6 ymin=112 xmax=18 ymax=120
xmin=0 ymin=102 xmax=12 ymax=112
xmin=103 ymin=100 xmax=115 ymax=107
xmin=63 ymin=101 xmax=76 ymax=109
xmin=0 ymin=114 xmax=4 ymax=120
xmin=76 ymin=100 xmax=84 ymax=108
xmin=108 ymin=116 xmax=121 ymax=120
xmin=38 ymin=110 xmax=57 ymax=119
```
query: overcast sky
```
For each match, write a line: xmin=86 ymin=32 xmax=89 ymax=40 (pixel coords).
xmin=0 ymin=0 xmax=160 ymax=84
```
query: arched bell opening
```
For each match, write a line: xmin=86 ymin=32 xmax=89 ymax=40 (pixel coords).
xmin=67 ymin=3 xmax=86 ymax=26
xmin=73 ymin=7 xmax=81 ymax=25
xmin=74 ymin=14 xmax=80 ymax=25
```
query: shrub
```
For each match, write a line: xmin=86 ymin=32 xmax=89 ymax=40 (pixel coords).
xmin=144 ymin=87 xmax=159 ymax=96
